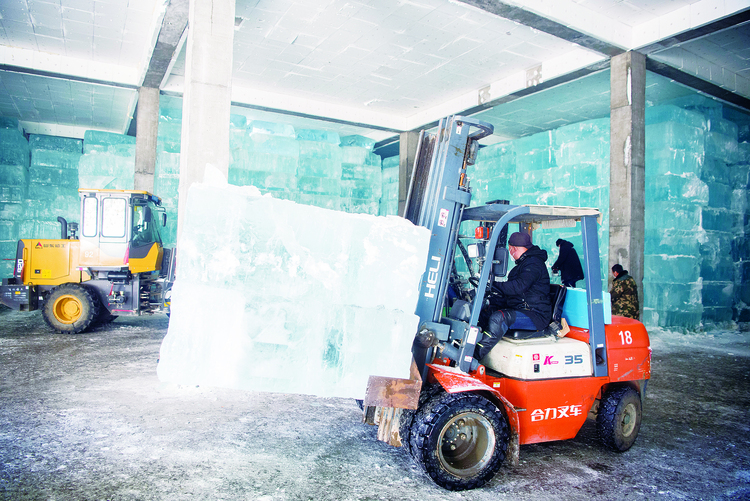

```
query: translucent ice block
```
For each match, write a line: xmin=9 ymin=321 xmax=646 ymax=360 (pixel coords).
xmin=645 ymin=173 xmax=708 ymax=204
xmin=340 ymin=135 xmax=376 ymax=150
xmin=229 ymin=169 xmax=298 ymax=191
xmin=30 ymin=165 xmax=79 ymax=188
xmin=248 ymin=120 xmax=295 ymax=138
xmin=555 ymin=138 xmax=608 ymax=166
xmin=644 ymin=254 xmax=700 ymax=282
xmin=83 ymin=130 xmax=136 ymax=154
xmin=645 ymin=105 xmax=705 ymax=129
xmin=158 ymin=180 xmax=431 ymax=399
xmin=31 ymin=150 xmax=81 ymax=170
xmin=646 ymin=148 xmax=702 ymax=177
xmin=0 ymin=130 xmax=30 ymax=166
xmin=29 ymin=134 xmax=82 ymax=154
xmin=553 ymin=118 xmax=609 ymax=146
xmin=645 ymin=202 xmax=701 ymax=230
xmin=707 ymin=117 xmax=738 ymax=139
xmin=705 ymin=131 xmax=739 ymax=164
xmin=645 ymin=122 xmax=704 ymax=153
xmin=296 ymin=129 xmax=340 ymax=144
xmin=0 ymin=164 xmax=29 ymax=186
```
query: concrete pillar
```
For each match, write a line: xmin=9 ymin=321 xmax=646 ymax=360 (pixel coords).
xmin=398 ymin=131 xmax=420 ymax=217
xmin=134 ymin=87 xmax=159 ymax=194
xmin=177 ymin=0 xmax=235 ymax=240
xmin=609 ymin=51 xmax=646 ymax=315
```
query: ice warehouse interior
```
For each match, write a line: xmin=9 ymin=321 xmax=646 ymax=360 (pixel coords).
xmin=0 ymin=0 xmax=749 ymax=332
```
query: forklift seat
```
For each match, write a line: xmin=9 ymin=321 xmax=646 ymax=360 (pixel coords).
xmin=506 ymin=284 xmax=567 ymax=340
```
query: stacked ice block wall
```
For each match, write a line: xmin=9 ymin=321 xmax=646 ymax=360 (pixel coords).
xmin=153 ymin=103 xmax=183 ymax=247
xmin=467 ymin=118 xmax=611 ymax=290
xmin=0 ymin=119 xmax=29 ymax=277
xmin=24 ymin=134 xmax=82 ymax=240
xmin=295 ymin=128 xmax=342 ymax=210
xmin=79 ymin=130 xmax=135 ymax=190
xmin=229 ymin=121 xmax=300 ymax=204
xmin=380 ymin=155 xmax=399 ymax=216
xmin=733 ymin=141 xmax=750 ymax=328
xmin=643 ymin=97 xmax=749 ymax=330
xmin=340 ymin=135 xmax=382 ymax=216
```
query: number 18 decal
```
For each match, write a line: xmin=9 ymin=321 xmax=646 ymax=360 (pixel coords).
xmin=619 ymin=330 xmax=632 ymax=345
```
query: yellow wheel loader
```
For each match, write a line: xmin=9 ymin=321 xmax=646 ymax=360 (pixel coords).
xmin=0 ymin=189 xmax=176 ymax=333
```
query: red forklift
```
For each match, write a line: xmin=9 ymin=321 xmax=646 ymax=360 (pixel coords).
xmin=362 ymin=116 xmax=651 ymax=491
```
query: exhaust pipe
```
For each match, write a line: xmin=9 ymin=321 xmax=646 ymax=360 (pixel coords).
xmin=57 ymin=217 xmax=67 ymax=240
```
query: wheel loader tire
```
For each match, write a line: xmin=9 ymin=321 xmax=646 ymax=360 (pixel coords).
xmin=409 ymin=391 xmax=509 ymax=491
xmin=597 ymin=386 xmax=642 ymax=452
xmin=42 ymin=284 xmax=100 ymax=334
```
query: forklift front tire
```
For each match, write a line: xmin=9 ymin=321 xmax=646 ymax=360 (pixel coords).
xmin=43 ymin=284 xmax=100 ymax=334
xmin=409 ymin=391 xmax=509 ymax=491
xmin=597 ymin=386 xmax=642 ymax=452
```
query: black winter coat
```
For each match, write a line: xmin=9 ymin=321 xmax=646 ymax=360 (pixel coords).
xmin=552 ymin=240 xmax=584 ymax=285
xmin=493 ymin=245 xmax=552 ymax=330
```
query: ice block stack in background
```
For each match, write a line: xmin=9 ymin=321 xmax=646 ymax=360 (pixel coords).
xmin=295 ymin=128 xmax=342 ymax=210
xmin=548 ymin=119 xmax=610 ymax=287
xmin=469 ymin=141 xmax=514 ymax=206
xmin=229 ymin=121 xmax=300 ymax=202
xmin=643 ymin=104 xmax=708 ymax=328
xmin=157 ymin=178 xmax=431 ymax=398
xmin=380 ymin=155 xmax=399 ymax=216
xmin=339 ymin=135 xmax=382 ymax=215
xmin=733 ymin=140 xmax=750 ymax=327
xmin=466 ymin=118 xmax=611 ymax=291
xmin=23 ymin=134 xmax=82 ymax=240
xmin=79 ymin=130 xmax=135 ymax=190
xmin=701 ymin=112 xmax=740 ymax=324
xmin=0 ymin=119 xmax=29 ymax=277
xmin=153 ymin=101 xmax=183 ymax=247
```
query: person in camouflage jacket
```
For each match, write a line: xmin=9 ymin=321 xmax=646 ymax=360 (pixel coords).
xmin=610 ymin=264 xmax=639 ymax=319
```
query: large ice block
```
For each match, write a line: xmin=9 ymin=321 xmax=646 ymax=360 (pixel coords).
xmin=158 ymin=177 xmax=431 ymax=399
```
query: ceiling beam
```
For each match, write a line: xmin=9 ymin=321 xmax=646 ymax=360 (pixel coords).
xmin=0 ymin=64 xmax=138 ymax=90
xmin=457 ymin=0 xmax=625 ymax=57
xmin=141 ymin=0 xmax=190 ymax=89
xmin=646 ymin=58 xmax=750 ymax=112
xmin=637 ymin=8 xmax=750 ymax=55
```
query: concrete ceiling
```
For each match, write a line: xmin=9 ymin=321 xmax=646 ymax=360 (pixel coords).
xmin=0 ymin=0 xmax=748 ymax=145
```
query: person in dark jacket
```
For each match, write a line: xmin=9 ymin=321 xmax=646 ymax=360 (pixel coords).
xmin=610 ymin=264 xmax=639 ymax=319
xmin=474 ymin=232 xmax=552 ymax=360
xmin=552 ymin=239 xmax=584 ymax=288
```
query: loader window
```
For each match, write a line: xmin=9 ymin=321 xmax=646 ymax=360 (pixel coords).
xmin=132 ymin=204 xmax=161 ymax=247
xmin=82 ymin=197 xmax=98 ymax=237
xmin=101 ymin=198 xmax=127 ymax=238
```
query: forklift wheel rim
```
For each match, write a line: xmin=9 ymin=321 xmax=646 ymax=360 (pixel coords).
xmin=53 ymin=294 xmax=82 ymax=324
xmin=437 ymin=411 xmax=496 ymax=477
xmin=621 ymin=402 xmax=637 ymax=437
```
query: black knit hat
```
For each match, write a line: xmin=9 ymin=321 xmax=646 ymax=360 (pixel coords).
xmin=612 ymin=264 xmax=624 ymax=274
xmin=509 ymin=232 xmax=532 ymax=247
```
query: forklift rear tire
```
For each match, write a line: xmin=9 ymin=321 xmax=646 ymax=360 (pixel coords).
xmin=597 ymin=386 xmax=642 ymax=452
xmin=409 ymin=391 xmax=509 ymax=491
xmin=43 ymin=284 xmax=100 ymax=334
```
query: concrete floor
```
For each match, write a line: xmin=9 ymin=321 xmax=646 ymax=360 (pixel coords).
xmin=1 ymin=307 xmax=749 ymax=501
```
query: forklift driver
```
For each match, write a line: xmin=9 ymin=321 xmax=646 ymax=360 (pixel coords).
xmin=474 ymin=232 xmax=552 ymax=360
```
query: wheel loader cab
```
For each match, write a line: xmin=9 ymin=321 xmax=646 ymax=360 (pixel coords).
xmin=78 ymin=189 xmax=165 ymax=274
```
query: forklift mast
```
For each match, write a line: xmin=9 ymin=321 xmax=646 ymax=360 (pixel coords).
xmin=403 ymin=115 xmax=494 ymax=377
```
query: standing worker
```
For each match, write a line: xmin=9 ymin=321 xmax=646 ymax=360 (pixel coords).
xmin=610 ymin=264 xmax=639 ymax=319
xmin=551 ymin=239 xmax=584 ymax=288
